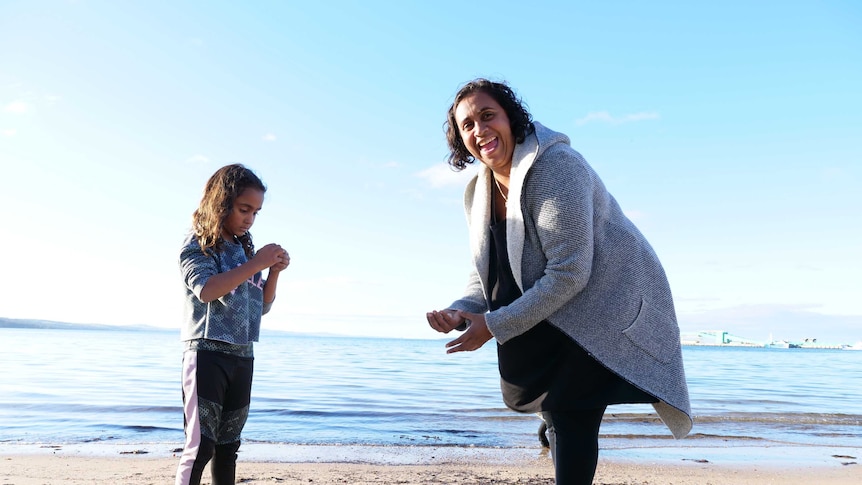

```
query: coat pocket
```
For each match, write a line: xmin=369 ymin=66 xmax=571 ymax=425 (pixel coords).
xmin=622 ymin=298 xmax=680 ymax=364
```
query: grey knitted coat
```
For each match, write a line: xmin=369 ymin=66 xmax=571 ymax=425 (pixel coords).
xmin=448 ymin=122 xmax=692 ymax=439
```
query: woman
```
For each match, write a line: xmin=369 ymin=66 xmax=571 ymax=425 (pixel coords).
xmin=426 ymin=79 xmax=691 ymax=484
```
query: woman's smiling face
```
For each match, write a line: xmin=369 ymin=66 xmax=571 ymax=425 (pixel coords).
xmin=454 ymin=91 xmax=515 ymax=175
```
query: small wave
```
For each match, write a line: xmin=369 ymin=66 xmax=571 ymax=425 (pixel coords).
xmin=0 ymin=402 xmax=178 ymax=414
xmin=602 ymin=411 xmax=862 ymax=426
xmin=690 ymin=412 xmax=862 ymax=426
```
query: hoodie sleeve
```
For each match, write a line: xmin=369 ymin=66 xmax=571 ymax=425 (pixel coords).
xmin=179 ymin=235 xmax=219 ymax=302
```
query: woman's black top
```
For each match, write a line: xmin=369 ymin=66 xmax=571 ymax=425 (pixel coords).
xmin=490 ymin=206 xmax=656 ymax=413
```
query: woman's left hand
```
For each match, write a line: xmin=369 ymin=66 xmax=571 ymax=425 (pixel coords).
xmin=444 ymin=311 xmax=492 ymax=354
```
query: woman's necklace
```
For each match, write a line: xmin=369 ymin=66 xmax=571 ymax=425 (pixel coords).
xmin=493 ymin=176 xmax=508 ymax=203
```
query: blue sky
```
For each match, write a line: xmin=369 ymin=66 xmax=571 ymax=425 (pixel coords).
xmin=1 ymin=1 xmax=860 ymax=343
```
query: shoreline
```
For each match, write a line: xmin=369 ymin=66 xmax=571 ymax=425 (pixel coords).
xmin=2 ymin=442 xmax=858 ymax=485
xmin=3 ymin=439 xmax=859 ymax=464
xmin=3 ymin=441 xmax=860 ymax=465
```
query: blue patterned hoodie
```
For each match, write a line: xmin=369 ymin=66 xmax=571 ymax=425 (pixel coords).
xmin=179 ymin=232 xmax=267 ymax=345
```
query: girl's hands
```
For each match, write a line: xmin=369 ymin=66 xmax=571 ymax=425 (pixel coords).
xmin=255 ymin=243 xmax=290 ymax=272
xmin=198 ymin=243 xmax=288 ymax=303
xmin=270 ymin=258 xmax=289 ymax=273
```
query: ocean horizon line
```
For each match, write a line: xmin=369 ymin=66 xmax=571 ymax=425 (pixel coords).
xmin=3 ymin=316 xmax=861 ymax=347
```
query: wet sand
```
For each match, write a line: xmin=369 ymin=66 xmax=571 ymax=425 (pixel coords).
xmin=1 ymin=443 xmax=858 ymax=484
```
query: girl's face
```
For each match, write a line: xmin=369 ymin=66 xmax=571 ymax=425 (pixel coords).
xmin=454 ymin=91 xmax=515 ymax=175
xmin=222 ymin=188 xmax=265 ymax=239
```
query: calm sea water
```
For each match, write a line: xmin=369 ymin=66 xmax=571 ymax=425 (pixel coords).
xmin=1 ymin=327 xmax=860 ymax=451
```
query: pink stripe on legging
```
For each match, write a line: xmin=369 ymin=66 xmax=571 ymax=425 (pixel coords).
xmin=175 ymin=351 xmax=201 ymax=485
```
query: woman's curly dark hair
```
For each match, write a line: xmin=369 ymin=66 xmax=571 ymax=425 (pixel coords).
xmin=444 ymin=78 xmax=534 ymax=171
xmin=192 ymin=164 xmax=266 ymax=258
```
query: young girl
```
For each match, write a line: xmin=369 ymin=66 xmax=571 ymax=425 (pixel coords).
xmin=175 ymin=164 xmax=290 ymax=485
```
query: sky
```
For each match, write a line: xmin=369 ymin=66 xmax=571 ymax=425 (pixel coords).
xmin=1 ymin=1 xmax=860 ymax=344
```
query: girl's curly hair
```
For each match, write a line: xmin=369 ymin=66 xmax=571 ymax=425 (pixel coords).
xmin=192 ymin=164 xmax=266 ymax=257
xmin=444 ymin=78 xmax=534 ymax=171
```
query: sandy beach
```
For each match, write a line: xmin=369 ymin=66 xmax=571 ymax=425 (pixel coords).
xmin=1 ymin=443 xmax=858 ymax=485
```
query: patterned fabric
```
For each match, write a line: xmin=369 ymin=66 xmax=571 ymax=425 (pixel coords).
xmin=197 ymin=396 xmax=222 ymax=442
xmin=187 ymin=338 xmax=253 ymax=359
xmin=216 ymin=406 xmax=250 ymax=445
xmin=197 ymin=395 xmax=249 ymax=444
xmin=449 ymin=122 xmax=692 ymax=439
xmin=179 ymin=233 xmax=266 ymax=345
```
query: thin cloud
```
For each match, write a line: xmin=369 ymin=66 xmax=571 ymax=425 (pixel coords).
xmin=4 ymin=101 xmax=29 ymax=114
xmin=417 ymin=162 xmax=477 ymax=188
xmin=186 ymin=154 xmax=210 ymax=165
xmin=576 ymin=111 xmax=660 ymax=126
xmin=262 ymin=133 xmax=277 ymax=142
xmin=818 ymin=166 xmax=854 ymax=182
xmin=2 ymin=129 xmax=17 ymax=137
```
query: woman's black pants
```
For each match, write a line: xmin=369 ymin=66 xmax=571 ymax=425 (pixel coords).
xmin=542 ymin=407 xmax=607 ymax=485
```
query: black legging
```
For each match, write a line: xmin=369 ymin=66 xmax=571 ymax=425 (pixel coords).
xmin=543 ymin=407 xmax=607 ymax=485
xmin=176 ymin=349 xmax=254 ymax=485
xmin=186 ymin=438 xmax=241 ymax=485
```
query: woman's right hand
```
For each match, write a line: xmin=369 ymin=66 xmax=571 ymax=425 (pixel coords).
xmin=426 ymin=309 xmax=464 ymax=334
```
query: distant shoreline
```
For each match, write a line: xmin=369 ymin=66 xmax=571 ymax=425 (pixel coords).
xmin=0 ymin=317 xmax=160 ymax=332
xmin=683 ymin=342 xmax=861 ymax=350
xmin=0 ymin=317 xmax=426 ymax=340
xmin=3 ymin=317 xmax=860 ymax=347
